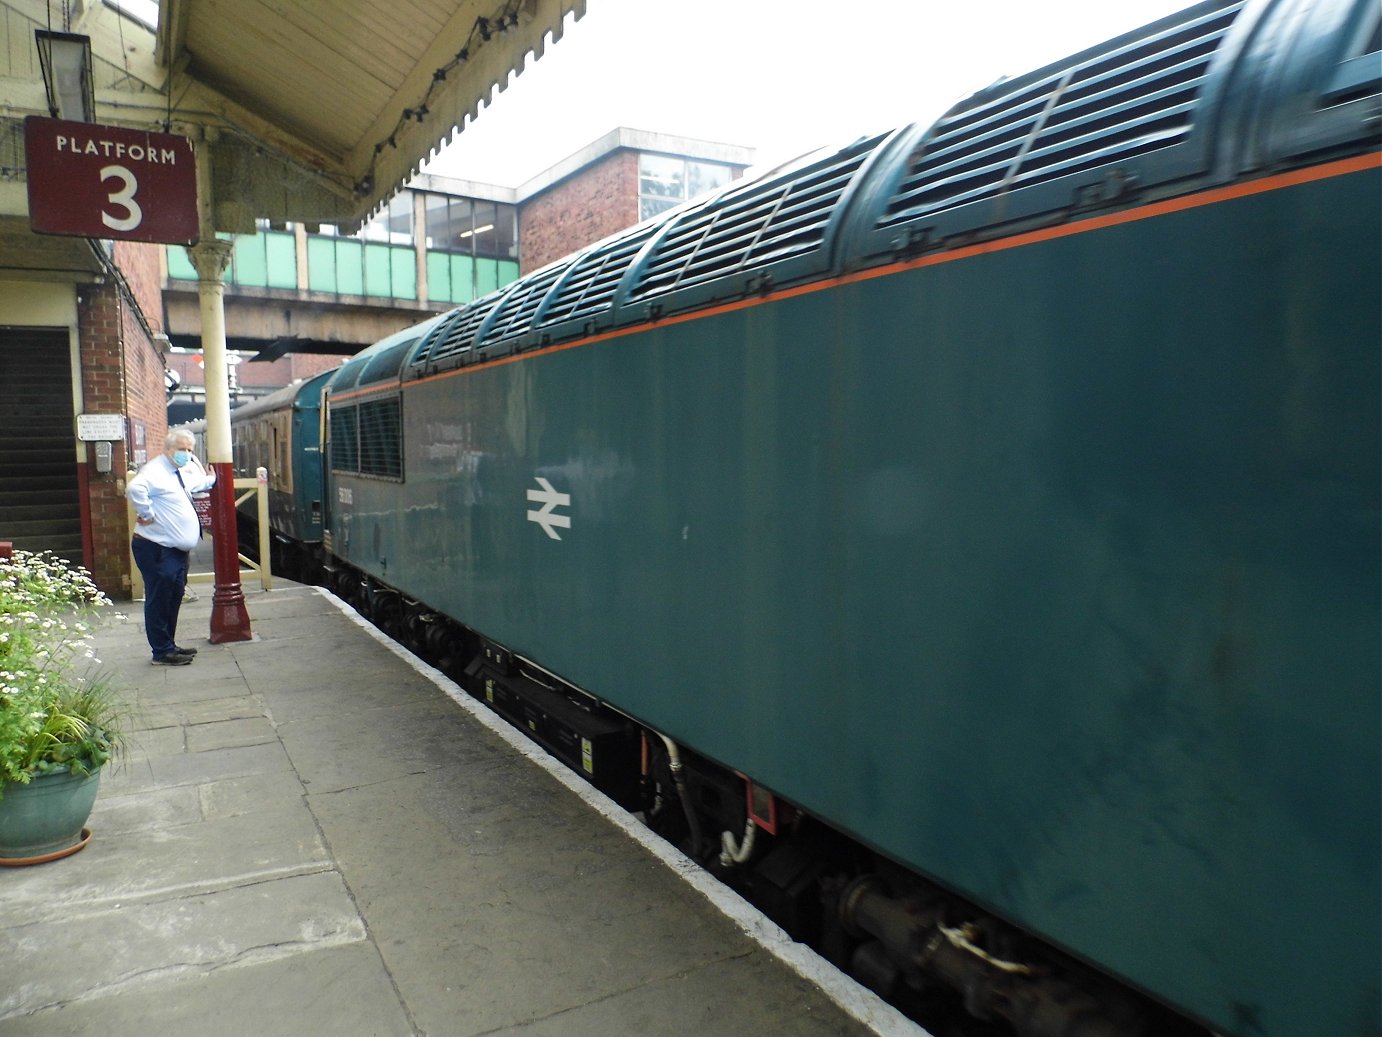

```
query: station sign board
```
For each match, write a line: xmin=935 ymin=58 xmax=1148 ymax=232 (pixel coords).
xmin=25 ymin=116 xmax=198 ymax=244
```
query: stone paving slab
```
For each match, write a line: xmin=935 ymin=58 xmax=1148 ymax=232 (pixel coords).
xmin=0 ymin=584 xmax=913 ymax=1037
xmin=0 ymin=944 xmax=412 ymax=1037
xmin=2 ymin=871 xmax=364 ymax=1019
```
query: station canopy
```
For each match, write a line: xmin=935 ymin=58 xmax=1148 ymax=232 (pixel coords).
xmin=0 ymin=0 xmax=585 ymax=278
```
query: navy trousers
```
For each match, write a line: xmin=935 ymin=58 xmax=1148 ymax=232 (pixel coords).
xmin=131 ymin=536 xmax=190 ymax=659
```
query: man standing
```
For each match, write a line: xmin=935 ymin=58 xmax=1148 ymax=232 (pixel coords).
xmin=126 ymin=429 xmax=215 ymax=665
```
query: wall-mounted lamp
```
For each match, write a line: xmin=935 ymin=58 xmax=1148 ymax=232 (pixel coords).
xmin=34 ymin=30 xmax=96 ymax=122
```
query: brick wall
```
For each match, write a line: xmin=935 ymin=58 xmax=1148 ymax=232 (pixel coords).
xmin=77 ymin=243 xmax=170 ymax=599
xmin=518 ymin=151 xmax=640 ymax=274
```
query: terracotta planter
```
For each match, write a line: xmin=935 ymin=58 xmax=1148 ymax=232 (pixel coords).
xmin=0 ymin=768 xmax=101 ymax=864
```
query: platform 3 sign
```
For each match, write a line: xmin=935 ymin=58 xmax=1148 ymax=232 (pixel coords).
xmin=25 ymin=117 xmax=198 ymax=244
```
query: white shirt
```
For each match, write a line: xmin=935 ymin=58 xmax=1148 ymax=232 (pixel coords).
xmin=127 ymin=455 xmax=216 ymax=552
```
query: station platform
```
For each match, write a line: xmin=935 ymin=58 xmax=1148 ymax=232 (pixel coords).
xmin=0 ymin=583 xmax=924 ymax=1037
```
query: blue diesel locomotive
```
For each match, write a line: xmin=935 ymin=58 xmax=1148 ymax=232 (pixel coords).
xmin=236 ymin=2 xmax=1381 ymax=1034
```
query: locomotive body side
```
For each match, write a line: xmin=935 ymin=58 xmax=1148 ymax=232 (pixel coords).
xmin=315 ymin=1 xmax=1381 ymax=1032
xmin=328 ymin=155 xmax=1379 ymax=1037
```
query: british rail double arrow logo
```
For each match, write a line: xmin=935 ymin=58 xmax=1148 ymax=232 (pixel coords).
xmin=526 ymin=477 xmax=572 ymax=540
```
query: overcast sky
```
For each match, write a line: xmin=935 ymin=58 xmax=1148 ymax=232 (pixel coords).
xmin=424 ymin=0 xmax=1200 ymax=187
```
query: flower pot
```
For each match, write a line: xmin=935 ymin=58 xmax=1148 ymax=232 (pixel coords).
xmin=0 ymin=768 xmax=101 ymax=864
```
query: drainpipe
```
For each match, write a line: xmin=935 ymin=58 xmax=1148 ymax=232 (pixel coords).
xmin=188 ymin=126 xmax=251 ymax=643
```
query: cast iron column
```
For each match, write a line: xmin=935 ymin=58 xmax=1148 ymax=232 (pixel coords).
xmin=191 ymin=129 xmax=251 ymax=642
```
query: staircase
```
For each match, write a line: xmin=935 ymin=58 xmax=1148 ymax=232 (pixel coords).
xmin=0 ymin=329 xmax=82 ymax=564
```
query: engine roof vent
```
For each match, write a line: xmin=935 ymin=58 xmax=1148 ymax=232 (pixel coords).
xmin=410 ymin=311 xmax=459 ymax=369
xmin=480 ymin=262 xmax=570 ymax=346
xmin=628 ymin=134 xmax=883 ymax=303
xmin=879 ymin=1 xmax=1243 ymax=231
xmin=539 ymin=222 xmax=661 ymax=331
xmin=425 ymin=291 xmax=506 ymax=364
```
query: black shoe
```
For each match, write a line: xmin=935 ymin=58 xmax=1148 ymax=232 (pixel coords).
xmin=172 ymin=645 xmax=198 ymax=656
xmin=152 ymin=652 xmax=193 ymax=666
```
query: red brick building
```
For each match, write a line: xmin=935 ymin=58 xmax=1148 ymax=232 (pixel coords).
xmin=516 ymin=129 xmax=753 ymax=275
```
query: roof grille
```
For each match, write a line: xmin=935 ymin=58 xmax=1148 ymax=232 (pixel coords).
xmin=426 ymin=293 xmax=505 ymax=363
xmin=881 ymin=2 xmax=1243 ymax=227
xmin=480 ymin=263 xmax=569 ymax=345
xmin=410 ymin=312 xmax=459 ymax=368
xmin=629 ymin=135 xmax=883 ymax=301
xmin=540 ymin=223 xmax=660 ymax=329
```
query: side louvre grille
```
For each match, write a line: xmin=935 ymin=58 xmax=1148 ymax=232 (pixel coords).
xmin=881 ymin=2 xmax=1243 ymax=228
xmin=329 ymin=406 xmax=358 ymax=472
xmin=358 ymin=397 xmax=403 ymax=479
xmin=628 ymin=135 xmax=883 ymax=302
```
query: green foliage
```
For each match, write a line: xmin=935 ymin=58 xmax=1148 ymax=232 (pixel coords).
xmin=0 ymin=550 xmax=126 ymax=798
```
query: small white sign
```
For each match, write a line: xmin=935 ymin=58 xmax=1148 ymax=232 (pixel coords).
xmin=76 ymin=413 xmax=125 ymax=441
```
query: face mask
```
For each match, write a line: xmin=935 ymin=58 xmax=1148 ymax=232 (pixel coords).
xmin=172 ymin=450 xmax=192 ymax=467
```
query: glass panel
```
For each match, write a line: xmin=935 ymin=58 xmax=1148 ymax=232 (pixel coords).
xmin=167 ymin=245 xmax=197 ymax=280
xmin=426 ymin=251 xmax=453 ymax=302
xmin=493 ymin=205 xmax=518 ymax=259
xmin=422 ymin=194 xmax=450 ymax=249
xmin=390 ymin=246 xmax=417 ymax=299
xmin=433 ymin=197 xmax=474 ymax=251
xmin=335 ymin=239 xmax=365 ymax=295
xmin=307 ymin=236 xmax=337 ymax=292
xmin=497 ymin=259 xmax=519 ymax=288
xmin=364 ymin=243 xmax=392 ymax=297
xmin=476 ymin=257 xmax=500 ymax=296
xmin=640 ymin=154 xmax=684 ymax=199
xmin=386 ymin=192 xmax=414 ymax=245
xmin=265 ymin=231 xmax=297 ymax=289
xmin=469 ymin=201 xmax=498 ymax=258
xmin=687 ymin=161 xmax=732 ymax=197
xmin=452 ymin=254 xmax=475 ymax=302
xmin=232 ymin=235 xmax=269 ymax=287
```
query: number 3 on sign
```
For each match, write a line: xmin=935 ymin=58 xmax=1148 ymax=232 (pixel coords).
xmin=99 ymin=164 xmax=143 ymax=232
